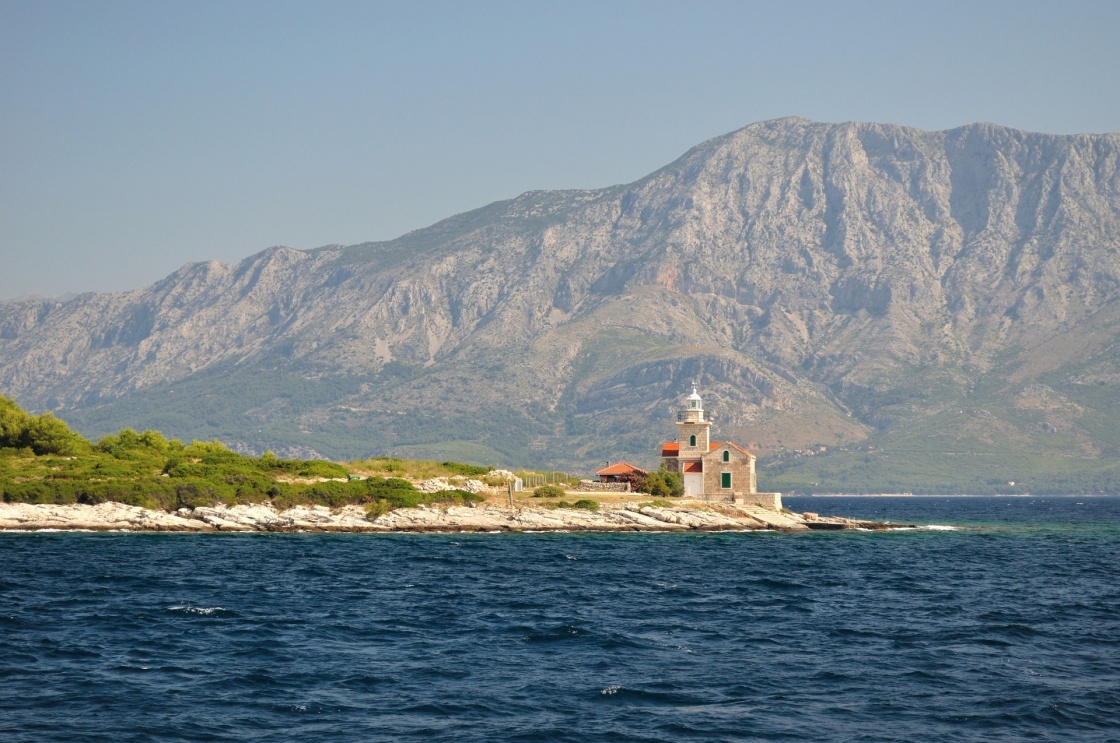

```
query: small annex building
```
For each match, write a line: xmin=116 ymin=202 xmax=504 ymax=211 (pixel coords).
xmin=659 ymin=386 xmax=782 ymax=510
xmin=595 ymin=462 xmax=647 ymax=483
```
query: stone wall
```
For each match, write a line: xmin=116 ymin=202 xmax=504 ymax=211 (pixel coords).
xmin=575 ymin=480 xmax=631 ymax=493
xmin=702 ymin=446 xmax=755 ymax=497
xmin=677 ymin=422 xmax=710 ymax=458
xmin=693 ymin=491 xmax=782 ymax=511
xmin=734 ymin=492 xmax=782 ymax=511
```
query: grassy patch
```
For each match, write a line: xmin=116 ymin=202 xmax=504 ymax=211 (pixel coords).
xmin=349 ymin=457 xmax=489 ymax=480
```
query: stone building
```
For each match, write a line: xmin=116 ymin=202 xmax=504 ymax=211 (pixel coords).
xmin=659 ymin=386 xmax=781 ymax=510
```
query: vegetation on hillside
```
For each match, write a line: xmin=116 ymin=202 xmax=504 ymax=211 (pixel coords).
xmin=0 ymin=395 xmax=484 ymax=512
xmin=761 ymin=446 xmax=1120 ymax=495
xmin=1 ymin=395 xmax=88 ymax=456
xmin=350 ymin=456 xmax=490 ymax=480
xmin=760 ymin=358 xmax=1120 ymax=495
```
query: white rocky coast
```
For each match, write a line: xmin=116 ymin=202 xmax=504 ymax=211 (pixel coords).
xmin=0 ymin=500 xmax=888 ymax=533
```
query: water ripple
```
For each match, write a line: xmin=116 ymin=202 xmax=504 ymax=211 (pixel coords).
xmin=0 ymin=497 xmax=1119 ymax=741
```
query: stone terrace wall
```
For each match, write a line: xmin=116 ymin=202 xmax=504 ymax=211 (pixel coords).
xmin=574 ymin=480 xmax=631 ymax=493
xmin=694 ymin=492 xmax=783 ymax=511
xmin=734 ymin=492 xmax=782 ymax=511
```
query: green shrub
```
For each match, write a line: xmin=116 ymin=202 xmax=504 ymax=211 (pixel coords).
xmin=171 ymin=482 xmax=221 ymax=510
xmin=366 ymin=499 xmax=394 ymax=519
xmin=256 ymin=452 xmax=348 ymax=479
xmin=436 ymin=489 xmax=485 ymax=505
xmin=96 ymin=429 xmax=168 ymax=458
xmin=364 ymin=476 xmax=419 ymax=499
xmin=2 ymin=480 xmax=58 ymax=504
xmin=550 ymin=498 xmax=599 ymax=511
xmin=164 ymin=459 xmax=215 ymax=478
xmin=31 ymin=415 xmax=86 ymax=455
xmin=182 ymin=439 xmax=241 ymax=464
xmin=0 ymin=395 xmax=32 ymax=449
xmin=638 ymin=467 xmax=684 ymax=497
xmin=298 ymin=481 xmax=356 ymax=508
xmin=441 ymin=461 xmax=489 ymax=477
xmin=533 ymin=484 xmax=565 ymax=498
xmin=86 ymin=459 xmax=142 ymax=479
xmin=362 ymin=485 xmax=481 ymax=519
xmin=0 ymin=395 xmax=489 ymax=514
xmin=75 ymin=482 xmax=155 ymax=508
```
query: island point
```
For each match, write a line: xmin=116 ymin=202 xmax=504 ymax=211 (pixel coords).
xmin=0 ymin=391 xmax=901 ymax=533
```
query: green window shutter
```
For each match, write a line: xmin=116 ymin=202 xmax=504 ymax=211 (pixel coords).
xmin=722 ymin=450 xmax=729 ymax=462
xmin=721 ymin=472 xmax=731 ymax=488
xmin=689 ymin=434 xmax=696 ymax=447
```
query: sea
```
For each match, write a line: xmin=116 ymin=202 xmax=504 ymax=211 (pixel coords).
xmin=2 ymin=496 xmax=1119 ymax=742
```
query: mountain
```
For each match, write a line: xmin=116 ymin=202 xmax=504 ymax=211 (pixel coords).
xmin=3 ymin=117 xmax=1120 ymax=492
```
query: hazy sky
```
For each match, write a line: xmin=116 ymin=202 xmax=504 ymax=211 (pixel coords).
xmin=2 ymin=0 xmax=1118 ymax=300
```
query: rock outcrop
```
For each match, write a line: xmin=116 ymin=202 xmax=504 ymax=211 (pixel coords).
xmin=0 ymin=500 xmax=849 ymax=533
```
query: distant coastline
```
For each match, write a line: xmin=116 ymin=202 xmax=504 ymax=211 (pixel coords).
xmin=802 ymin=493 xmax=1105 ymax=498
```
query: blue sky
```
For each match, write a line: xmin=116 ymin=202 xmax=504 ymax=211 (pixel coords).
xmin=2 ymin=0 xmax=1118 ymax=300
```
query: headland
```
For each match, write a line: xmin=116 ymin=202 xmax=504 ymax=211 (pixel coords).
xmin=0 ymin=498 xmax=899 ymax=533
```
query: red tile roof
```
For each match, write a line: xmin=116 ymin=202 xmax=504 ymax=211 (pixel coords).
xmin=723 ymin=442 xmax=757 ymax=457
xmin=709 ymin=441 xmax=757 ymax=456
xmin=683 ymin=461 xmax=703 ymax=473
xmin=662 ymin=441 xmax=756 ymax=457
xmin=595 ymin=461 xmax=648 ymax=476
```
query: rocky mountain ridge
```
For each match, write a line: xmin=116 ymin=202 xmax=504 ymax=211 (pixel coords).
xmin=2 ymin=117 xmax=1119 ymax=491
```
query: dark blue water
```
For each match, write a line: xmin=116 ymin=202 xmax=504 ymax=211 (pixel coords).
xmin=2 ymin=497 xmax=1119 ymax=742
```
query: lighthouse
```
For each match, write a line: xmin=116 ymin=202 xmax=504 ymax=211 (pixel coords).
xmin=659 ymin=385 xmax=767 ymax=504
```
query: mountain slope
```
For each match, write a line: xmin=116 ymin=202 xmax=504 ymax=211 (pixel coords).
xmin=3 ymin=117 xmax=1119 ymax=491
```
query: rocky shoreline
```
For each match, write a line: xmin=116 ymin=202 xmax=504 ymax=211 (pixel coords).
xmin=0 ymin=501 xmax=903 ymax=533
